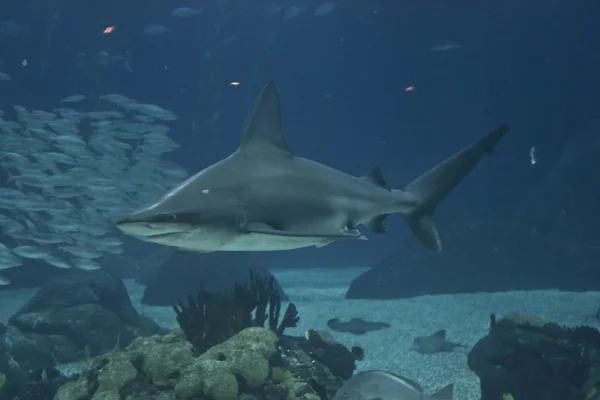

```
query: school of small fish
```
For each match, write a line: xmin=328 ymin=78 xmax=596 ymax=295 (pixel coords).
xmin=267 ymin=1 xmax=338 ymax=19
xmin=0 ymin=95 xmax=188 ymax=284
xmin=142 ymin=2 xmax=339 ymax=36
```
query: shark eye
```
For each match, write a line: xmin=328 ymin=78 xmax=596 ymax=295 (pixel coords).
xmin=166 ymin=214 xmax=177 ymax=222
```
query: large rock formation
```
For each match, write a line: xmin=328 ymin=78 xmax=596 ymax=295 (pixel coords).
xmin=468 ymin=313 xmax=600 ymax=400
xmin=346 ymin=218 xmax=600 ymax=299
xmin=1 ymin=270 xmax=164 ymax=374
xmin=515 ymin=120 xmax=600 ymax=244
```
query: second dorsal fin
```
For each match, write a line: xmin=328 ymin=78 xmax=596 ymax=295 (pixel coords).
xmin=362 ymin=167 xmax=390 ymax=190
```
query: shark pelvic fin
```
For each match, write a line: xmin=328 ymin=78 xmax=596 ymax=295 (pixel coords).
xmin=239 ymin=82 xmax=293 ymax=157
xmin=365 ymin=214 xmax=389 ymax=234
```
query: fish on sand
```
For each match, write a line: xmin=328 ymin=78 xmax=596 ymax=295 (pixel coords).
xmin=333 ymin=370 xmax=453 ymax=400
xmin=117 ymin=82 xmax=508 ymax=253
xmin=327 ymin=317 xmax=390 ymax=335
xmin=413 ymin=329 xmax=464 ymax=354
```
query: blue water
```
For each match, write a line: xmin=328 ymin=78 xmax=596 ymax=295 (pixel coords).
xmin=1 ymin=0 xmax=600 ymax=398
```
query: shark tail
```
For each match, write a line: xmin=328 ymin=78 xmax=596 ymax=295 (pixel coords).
xmin=398 ymin=125 xmax=508 ymax=252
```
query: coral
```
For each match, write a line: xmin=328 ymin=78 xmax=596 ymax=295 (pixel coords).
xmin=54 ymin=378 xmax=89 ymax=400
xmin=95 ymin=352 xmax=138 ymax=397
xmin=126 ymin=329 xmax=194 ymax=387
xmin=54 ymin=327 xmax=280 ymax=400
xmin=271 ymin=367 xmax=307 ymax=400
xmin=173 ymin=270 xmax=298 ymax=352
xmin=51 ymin=321 xmax=358 ymax=400
xmin=174 ymin=327 xmax=278 ymax=400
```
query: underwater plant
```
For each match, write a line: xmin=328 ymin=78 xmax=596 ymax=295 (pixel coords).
xmin=173 ymin=270 xmax=299 ymax=353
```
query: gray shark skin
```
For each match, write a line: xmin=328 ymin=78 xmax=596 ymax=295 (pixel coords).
xmin=116 ymin=82 xmax=508 ymax=253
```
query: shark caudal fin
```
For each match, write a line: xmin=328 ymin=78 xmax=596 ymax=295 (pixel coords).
xmin=402 ymin=125 xmax=508 ymax=252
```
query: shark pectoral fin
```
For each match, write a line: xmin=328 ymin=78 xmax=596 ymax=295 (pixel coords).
xmin=243 ymin=222 xmax=365 ymax=240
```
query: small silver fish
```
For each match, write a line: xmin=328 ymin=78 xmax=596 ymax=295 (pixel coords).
xmin=0 ymin=21 xmax=25 ymax=37
xmin=171 ymin=7 xmax=201 ymax=18
xmin=283 ymin=6 xmax=304 ymax=19
xmin=334 ymin=370 xmax=453 ymax=400
xmin=0 ymin=276 xmax=10 ymax=286
xmin=314 ymin=2 xmax=337 ymax=16
xmin=60 ymin=95 xmax=85 ymax=103
xmin=428 ymin=43 xmax=462 ymax=52
xmin=143 ymin=24 xmax=171 ymax=35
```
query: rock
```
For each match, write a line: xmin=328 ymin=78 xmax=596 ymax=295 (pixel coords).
xmin=1 ymin=367 xmax=69 ymax=400
xmin=54 ymin=327 xmax=358 ymax=400
xmin=468 ymin=313 xmax=600 ymax=400
xmin=515 ymin=120 xmax=600 ymax=244
xmin=0 ymin=259 xmax=71 ymax=290
xmin=142 ymin=251 xmax=287 ymax=306
xmin=53 ymin=378 xmax=89 ymax=400
xmin=0 ymin=323 xmax=28 ymax=398
xmin=2 ymin=270 xmax=164 ymax=373
xmin=346 ymin=218 xmax=600 ymax=299
xmin=273 ymin=333 xmax=356 ymax=399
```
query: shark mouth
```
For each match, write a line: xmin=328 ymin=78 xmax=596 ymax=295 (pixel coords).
xmin=146 ymin=232 xmax=179 ymax=239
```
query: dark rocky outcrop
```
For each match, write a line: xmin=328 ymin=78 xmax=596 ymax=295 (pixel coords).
xmin=346 ymin=218 xmax=600 ymax=299
xmin=468 ymin=313 xmax=600 ymax=400
xmin=515 ymin=120 xmax=600 ymax=246
xmin=142 ymin=251 xmax=287 ymax=306
xmin=0 ymin=259 xmax=71 ymax=290
xmin=0 ymin=367 xmax=69 ymax=400
xmin=1 ymin=270 xmax=164 ymax=374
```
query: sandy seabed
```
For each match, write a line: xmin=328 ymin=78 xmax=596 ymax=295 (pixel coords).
xmin=2 ymin=267 xmax=599 ymax=400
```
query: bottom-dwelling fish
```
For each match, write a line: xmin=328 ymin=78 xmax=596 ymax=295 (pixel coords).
xmin=333 ymin=370 xmax=453 ymax=400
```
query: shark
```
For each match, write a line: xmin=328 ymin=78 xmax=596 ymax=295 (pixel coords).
xmin=116 ymin=82 xmax=508 ymax=253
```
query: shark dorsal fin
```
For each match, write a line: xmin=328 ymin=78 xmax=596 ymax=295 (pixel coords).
xmin=239 ymin=82 xmax=293 ymax=157
xmin=363 ymin=167 xmax=390 ymax=190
